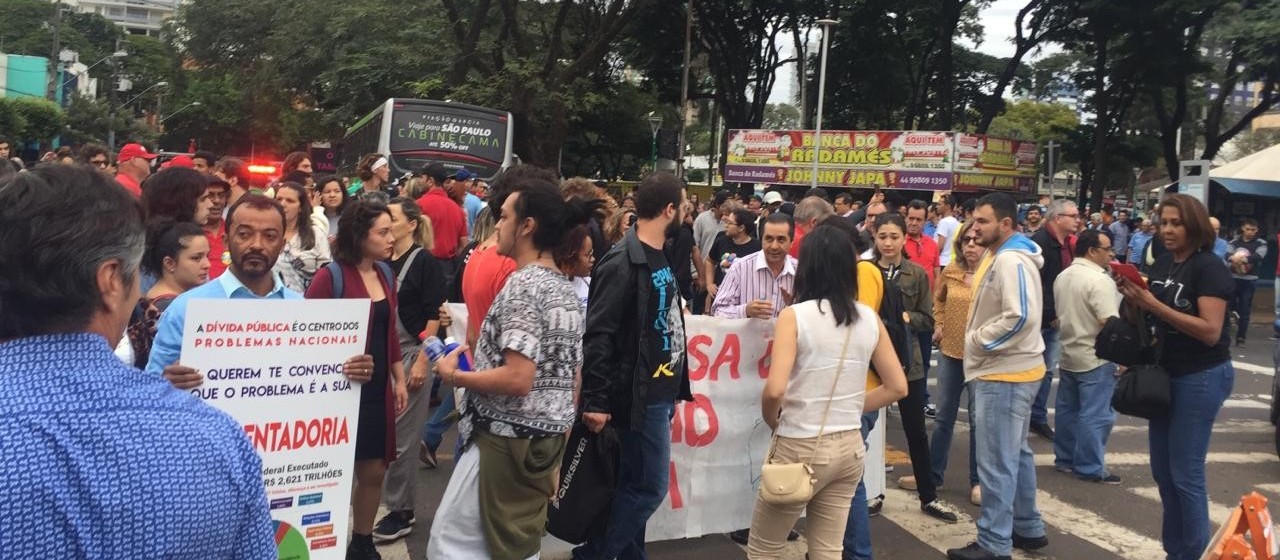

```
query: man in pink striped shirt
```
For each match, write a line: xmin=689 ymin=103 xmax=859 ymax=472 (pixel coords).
xmin=711 ymin=213 xmax=797 ymax=319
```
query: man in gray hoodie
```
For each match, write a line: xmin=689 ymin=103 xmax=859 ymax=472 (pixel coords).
xmin=947 ymin=193 xmax=1048 ymax=560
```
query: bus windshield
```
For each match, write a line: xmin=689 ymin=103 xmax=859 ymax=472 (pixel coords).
xmin=387 ymin=101 xmax=511 ymax=179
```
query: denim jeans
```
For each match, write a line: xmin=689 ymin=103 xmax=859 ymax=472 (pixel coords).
xmin=841 ymin=411 xmax=878 ymax=560
xmin=972 ymin=379 xmax=1045 ymax=556
xmin=930 ymin=354 xmax=978 ymax=488
xmin=1053 ymin=363 xmax=1117 ymax=479
xmin=1149 ymin=361 xmax=1234 ymax=560
xmin=1233 ymin=278 xmax=1257 ymax=341
xmin=1032 ymin=327 xmax=1060 ymax=426
xmin=421 ymin=385 xmax=456 ymax=453
xmin=917 ymin=330 xmax=933 ymax=403
xmin=574 ymin=402 xmax=675 ymax=560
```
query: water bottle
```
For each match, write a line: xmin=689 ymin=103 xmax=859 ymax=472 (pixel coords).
xmin=423 ymin=336 xmax=471 ymax=371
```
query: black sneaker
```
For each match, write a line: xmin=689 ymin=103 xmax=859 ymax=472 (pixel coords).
xmin=1080 ymin=473 xmax=1122 ymax=485
xmin=1237 ymin=337 xmax=1247 ymax=347
xmin=1030 ymin=422 xmax=1055 ymax=441
xmin=1012 ymin=532 xmax=1049 ymax=551
xmin=371 ymin=511 xmax=415 ymax=543
xmin=868 ymin=495 xmax=884 ymax=517
xmin=922 ymin=500 xmax=960 ymax=523
xmin=346 ymin=534 xmax=383 ymax=560
xmin=924 ymin=404 xmax=938 ymax=419
xmin=946 ymin=542 xmax=1010 ymax=560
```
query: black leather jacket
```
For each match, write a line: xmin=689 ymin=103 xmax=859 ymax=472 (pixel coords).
xmin=580 ymin=229 xmax=693 ymax=430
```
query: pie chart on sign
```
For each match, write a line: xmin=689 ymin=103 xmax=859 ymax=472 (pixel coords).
xmin=273 ymin=519 xmax=309 ymax=560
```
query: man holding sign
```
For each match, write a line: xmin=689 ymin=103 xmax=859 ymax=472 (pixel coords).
xmin=0 ymin=165 xmax=274 ymax=557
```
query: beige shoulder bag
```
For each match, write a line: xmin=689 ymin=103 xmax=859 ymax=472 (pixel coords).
xmin=759 ymin=323 xmax=853 ymax=506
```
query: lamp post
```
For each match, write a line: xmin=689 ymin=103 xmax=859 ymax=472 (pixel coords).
xmin=160 ymin=101 xmax=202 ymax=128
xmin=811 ymin=18 xmax=838 ymax=189
xmin=647 ymin=112 xmax=663 ymax=172
xmin=116 ymin=81 xmax=168 ymax=111
xmin=56 ymin=50 xmax=127 ymax=99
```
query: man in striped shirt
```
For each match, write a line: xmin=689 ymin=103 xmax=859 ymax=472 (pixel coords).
xmin=711 ymin=213 xmax=796 ymax=319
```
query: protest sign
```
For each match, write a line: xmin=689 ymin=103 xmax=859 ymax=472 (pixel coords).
xmin=445 ymin=305 xmax=887 ymax=546
xmin=180 ymin=299 xmax=371 ymax=560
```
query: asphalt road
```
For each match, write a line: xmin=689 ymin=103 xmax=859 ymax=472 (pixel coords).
xmin=377 ymin=331 xmax=1280 ymax=560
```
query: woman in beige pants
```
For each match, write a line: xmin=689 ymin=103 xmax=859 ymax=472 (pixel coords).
xmin=748 ymin=226 xmax=909 ymax=560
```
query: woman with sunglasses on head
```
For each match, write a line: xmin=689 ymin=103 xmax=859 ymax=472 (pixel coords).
xmin=272 ymin=182 xmax=331 ymax=292
xmin=1115 ymin=193 xmax=1234 ymax=560
xmin=928 ymin=220 xmax=983 ymax=506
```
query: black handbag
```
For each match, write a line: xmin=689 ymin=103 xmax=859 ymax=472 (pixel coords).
xmin=1094 ymin=316 xmax=1144 ymax=367
xmin=546 ymin=421 xmax=620 ymax=544
xmin=1111 ymin=318 xmax=1170 ymax=420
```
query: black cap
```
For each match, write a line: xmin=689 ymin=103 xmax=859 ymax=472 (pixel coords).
xmin=712 ymin=189 xmax=733 ymax=207
xmin=416 ymin=162 xmax=449 ymax=184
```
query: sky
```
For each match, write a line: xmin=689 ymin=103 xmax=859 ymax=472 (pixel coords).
xmin=768 ymin=0 xmax=1036 ymax=104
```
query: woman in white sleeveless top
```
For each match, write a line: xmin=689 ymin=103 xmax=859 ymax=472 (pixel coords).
xmin=748 ymin=227 xmax=910 ymax=559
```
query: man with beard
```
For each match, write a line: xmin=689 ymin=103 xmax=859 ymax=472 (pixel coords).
xmin=146 ymin=194 xmax=376 ymax=391
xmin=1023 ymin=205 xmax=1044 ymax=235
xmin=576 ymin=173 xmax=691 ymax=560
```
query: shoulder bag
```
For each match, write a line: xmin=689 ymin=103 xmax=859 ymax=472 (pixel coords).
xmin=1111 ymin=315 xmax=1170 ymax=420
xmin=759 ymin=322 xmax=853 ymax=506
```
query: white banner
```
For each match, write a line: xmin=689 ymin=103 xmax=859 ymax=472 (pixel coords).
xmin=180 ymin=299 xmax=370 ymax=559
xmin=445 ymin=305 xmax=886 ymax=545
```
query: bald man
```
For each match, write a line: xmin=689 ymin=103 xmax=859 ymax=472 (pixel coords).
xmin=1209 ymin=217 xmax=1229 ymax=260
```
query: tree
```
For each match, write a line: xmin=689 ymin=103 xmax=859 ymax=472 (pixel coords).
xmin=987 ymin=100 xmax=1079 ymax=145
xmin=762 ymin=103 xmax=800 ymax=129
xmin=1229 ymin=127 xmax=1280 ymax=160
xmin=8 ymin=98 xmax=65 ymax=146
xmin=973 ymin=0 xmax=1080 ymax=132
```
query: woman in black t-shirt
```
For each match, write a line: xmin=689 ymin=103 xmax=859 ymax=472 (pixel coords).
xmin=1115 ymin=194 xmax=1234 ymax=560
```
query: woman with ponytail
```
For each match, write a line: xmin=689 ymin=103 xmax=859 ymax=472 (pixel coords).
xmin=126 ymin=220 xmax=211 ymax=368
xmin=372 ymin=196 xmax=447 ymax=542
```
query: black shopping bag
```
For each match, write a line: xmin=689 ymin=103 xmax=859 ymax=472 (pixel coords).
xmin=547 ymin=421 xmax=619 ymax=544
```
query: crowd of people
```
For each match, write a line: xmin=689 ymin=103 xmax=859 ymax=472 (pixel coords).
xmin=0 ymin=140 xmax=1255 ymax=560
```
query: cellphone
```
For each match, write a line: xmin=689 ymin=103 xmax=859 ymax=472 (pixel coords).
xmin=1108 ymin=262 xmax=1147 ymax=290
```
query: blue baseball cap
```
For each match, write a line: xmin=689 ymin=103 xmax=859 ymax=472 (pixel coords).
xmin=450 ymin=168 xmax=475 ymax=181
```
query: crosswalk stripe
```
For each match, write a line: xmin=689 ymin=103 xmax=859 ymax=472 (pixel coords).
xmin=878 ymin=486 xmax=1043 ymax=559
xmin=944 ymin=418 xmax=1275 ymax=435
xmin=1035 ymin=452 xmax=1278 ymax=467
xmin=1127 ymin=486 xmax=1236 ymax=528
xmin=1036 ymin=486 xmax=1167 ymax=558
xmin=1233 ymin=360 xmax=1273 ymax=377
xmin=1225 ymin=398 xmax=1272 ymax=410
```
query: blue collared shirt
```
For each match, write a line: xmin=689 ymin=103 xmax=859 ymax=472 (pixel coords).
xmin=146 ymin=270 xmax=301 ymax=376
xmin=0 ymin=333 xmax=274 ymax=558
xmin=465 ymin=192 xmax=484 ymax=235
xmin=1128 ymin=231 xmax=1153 ymax=264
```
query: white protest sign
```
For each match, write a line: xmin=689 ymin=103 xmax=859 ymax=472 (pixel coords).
xmin=181 ymin=299 xmax=370 ymax=559
xmin=446 ymin=306 xmax=886 ymax=545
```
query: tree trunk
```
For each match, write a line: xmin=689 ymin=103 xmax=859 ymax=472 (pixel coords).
xmin=1089 ymin=27 xmax=1109 ymax=212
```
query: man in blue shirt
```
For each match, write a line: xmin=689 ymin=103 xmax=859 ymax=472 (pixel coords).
xmin=0 ymin=165 xmax=275 ymax=558
xmin=1127 ymin=218 xmax=1153 ymax=265
xmin=452 ymin=168 xmax=486 ymax=235
xmin=148 ymin=194 xmax=376 ymax=392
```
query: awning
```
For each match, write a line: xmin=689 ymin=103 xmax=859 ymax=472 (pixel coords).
xmin=1213 ymin=178 xmax=1280 ymax=200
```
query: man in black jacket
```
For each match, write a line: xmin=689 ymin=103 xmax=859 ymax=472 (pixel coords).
xmin=1028 ymin=199 xmax=1081 ymax=441
xmin=577 ymin=173 xmax=692 ymax=560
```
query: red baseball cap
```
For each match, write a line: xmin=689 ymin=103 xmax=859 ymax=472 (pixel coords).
xmin=161 ymin=155 xmax=194 ymax=169
xmin=117 ymin=143 xmax=158 ymax=162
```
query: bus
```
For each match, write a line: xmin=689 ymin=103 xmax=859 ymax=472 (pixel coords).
xmin=341 ymin=98 xmax=515 ymax=181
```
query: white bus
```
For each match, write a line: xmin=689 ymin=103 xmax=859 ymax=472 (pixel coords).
xmin=341 ymin=98 xmax=515 ymax=181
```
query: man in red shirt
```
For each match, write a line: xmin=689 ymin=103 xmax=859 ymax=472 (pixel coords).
xmin=788 ymin=195 xmax=835 ymax=258
xmin=203 ymin=176 xmax=232 ymax=279
xmin=903 ymin=199 xmax=940 ymax=286
xmin=416 ymin=163 xmax=470 ymax=288
xmin=114 ymin=143 xmax=156 ymax=197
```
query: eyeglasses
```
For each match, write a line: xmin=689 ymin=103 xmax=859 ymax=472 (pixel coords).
xmin=963 ymin=236 xmax=980 ymax=244
xmin=89 ymin=159 xmax=109 ymax=168
xmin=1060 ymin=213 xmax=1080 ymax=219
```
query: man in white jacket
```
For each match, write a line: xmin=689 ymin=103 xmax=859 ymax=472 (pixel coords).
xmin=948 ymin=192 xmax=1048 ymax=560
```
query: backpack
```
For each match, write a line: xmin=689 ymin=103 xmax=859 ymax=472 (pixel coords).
xmin=877 ymin=267 xmax=914 ymax=371
xmin=325 ymin=260 xmax=395 ymax=298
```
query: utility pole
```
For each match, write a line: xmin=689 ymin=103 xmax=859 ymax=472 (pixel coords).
xmin=47 ymin=0 xmax=62 ymax=101
xmin=1045 ymin=140 xmax=1057 ymax=200
xmin=676 ymin=0 xmax=693 ymax=178
xmin=107 ymin=39 xmax=122 ymax=151
xmin=810 ymin=18 xmax=837 ymax=189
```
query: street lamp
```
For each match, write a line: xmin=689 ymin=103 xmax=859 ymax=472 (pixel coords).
xmin=811 ymin=17 xmax=838 ymax=189
xmin=161 ymin=101 xmax=201 ymax=124
xmin=117 ymin=81 xmax=168 ymax=111
xmin=56 ymin=49 xmax=127 ymax=92
xmin=647 ymin=112 xmax=663 ymax=172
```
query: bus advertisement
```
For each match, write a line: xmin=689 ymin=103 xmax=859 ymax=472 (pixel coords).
xmin=341 ymin=98 xmax=515 ymax=181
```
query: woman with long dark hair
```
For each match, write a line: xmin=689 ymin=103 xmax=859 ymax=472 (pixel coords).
xmin=305 ymin=199 xmax=408 ymax=560
xmin=316 ymin=174 xmax=348 ymax=237
xmin=872 ymin=212 xmax=959 ymax=522
xmin=126 ymin=220 xmax=210 ymax=368
xmin=748 ymin=227 xmax=908 ymax=559
xmin=272 ymin=182 xmax=331 ymax=291
xmin=141 ymin=167 xmax=216 ymax=225
xmin=1116 ymin=194 xmax=1234 ymax=559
